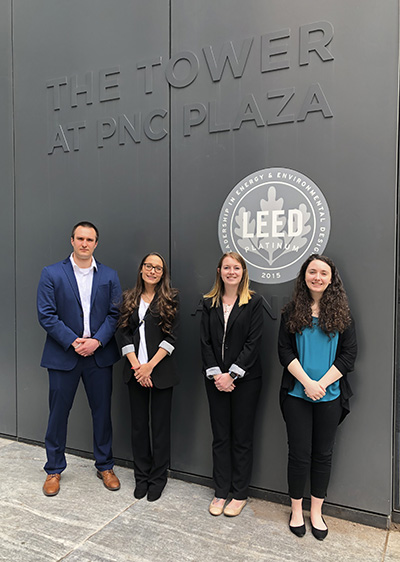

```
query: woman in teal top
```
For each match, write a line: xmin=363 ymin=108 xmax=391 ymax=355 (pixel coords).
xmin=289 ymin=318 xmax=340 ymax=402
xmin=278 ymin=255 xmax=357 ymax=541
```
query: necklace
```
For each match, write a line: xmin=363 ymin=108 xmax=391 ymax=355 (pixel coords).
xmin=311 ymin=302 xmax=319 ymax=317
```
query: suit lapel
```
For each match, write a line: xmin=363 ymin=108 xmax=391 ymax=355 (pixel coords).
xmin=62 ymin=258 xmax=81 ymax=305
xmin=226 ymin=298 xmax=244 ymax=335
xmin=216 ymin=302 xmax=224 ymax=327
xmin=90 ymin=262 xmax=103 ymax=307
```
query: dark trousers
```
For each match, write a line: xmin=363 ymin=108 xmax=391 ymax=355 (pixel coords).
xmin=205 ymin=376 xmax=262 ymax=500
xmin=44 ymin=356 xmax=114 ymax=474
xmin=282 ymin=395 xmax=342 ymax=500
xmin=128 ymin=379 xmax=173 ymax=492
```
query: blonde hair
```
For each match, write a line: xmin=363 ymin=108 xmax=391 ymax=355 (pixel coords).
xmin=204 ymin=252 xmax=254 ymax=307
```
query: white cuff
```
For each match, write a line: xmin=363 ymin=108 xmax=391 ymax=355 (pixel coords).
xmin=122 ymin=344 xmax=135 ymax=356
xmin=229 ymin=363 xmax=246 ymax=378
xmin=160 ymin=340 xmax=174 ymax=355
xmin=206 ymin=366 xmax=222 ymax=379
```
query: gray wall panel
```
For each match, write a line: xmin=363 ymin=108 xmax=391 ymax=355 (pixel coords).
xmin=170 ymin=0 xmax=398 ymax=514
xmin=0 ymin=1 xmax=16 ymax=435
xmin=3 ymin=0 xmax=398 ymax=517
xmin=13 ymin=0 xmax=170 ymax=460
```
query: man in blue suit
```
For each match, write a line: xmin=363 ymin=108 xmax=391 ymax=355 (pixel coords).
xmin=37 ymin=221 xmax=122 ymax=496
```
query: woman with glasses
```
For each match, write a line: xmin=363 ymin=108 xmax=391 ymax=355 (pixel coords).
xmin=119 ymin=253 xmax=179 ymax=501
xmin=201 ymin=252 xmax=263 ymax=517
xmin=278 ymin=255 xmax=357 ymax=540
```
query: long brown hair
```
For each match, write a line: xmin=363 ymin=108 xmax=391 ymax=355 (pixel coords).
xmin=283 ymin=254 xmax=351 ymax=335
xmin=204 ymin=252 xmax=254 ymax=307
xmin=119 ymin=253 xmax=178 ymax=333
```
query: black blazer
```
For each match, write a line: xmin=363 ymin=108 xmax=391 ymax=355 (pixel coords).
xmin=278 ymin=306 xmax=357 ymax=423
xmin=119 ymin=296 xmax=179 ymax=389
xmin=200 ymin=293 xmax=263 ymax=381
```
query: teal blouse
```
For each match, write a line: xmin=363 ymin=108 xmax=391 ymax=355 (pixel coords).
xmin=288 ymin=317 xmax=340 ymax=403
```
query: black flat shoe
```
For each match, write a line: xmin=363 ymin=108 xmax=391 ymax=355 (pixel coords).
xmin=147 ymin=488 xmax=162 ymax=502
xmin=311 ymin=517 xmax=328 ymax=541
xmin=134 ymin=484 xmax=148 ymax=499
xmin=289 ymin=513 xmax=306 ymax=537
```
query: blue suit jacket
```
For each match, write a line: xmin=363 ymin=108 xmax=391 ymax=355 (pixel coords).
xmin=37 ymin=257 xmax=122 ymax=371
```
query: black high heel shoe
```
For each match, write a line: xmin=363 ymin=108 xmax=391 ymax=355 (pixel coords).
xmin=289 ymin=513 xmax=306 ymax=537
xmin=311 ymin=517 xmax=328 ymax=541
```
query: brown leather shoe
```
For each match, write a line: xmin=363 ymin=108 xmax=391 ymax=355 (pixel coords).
xmin=97 ymin=469 xmax=120 ymax=491
xmin=43 ymin=473 xmax=61 ymax=496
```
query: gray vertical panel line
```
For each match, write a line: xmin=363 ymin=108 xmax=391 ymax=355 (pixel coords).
xmin=11 ymin=0 xmax=18 ymax=436
xmin=169 ymin=0 xmax=172 ymax=271
xmin=394 ymin=42 xmax=400 ymax=511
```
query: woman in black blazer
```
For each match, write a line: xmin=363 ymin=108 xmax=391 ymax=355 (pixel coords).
xmin=119 ymin=253 xmax=179 ymax=502
xmin=201 ymin=252 xmax=263 ymax=517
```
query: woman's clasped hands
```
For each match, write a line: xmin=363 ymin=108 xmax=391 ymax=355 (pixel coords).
xmin=304 ymin=379 xmax=326 ymax=401
xmin=132 ymin=363 xmax=154 ymax=387
xmin=214 ymin=373 xmax=235 ymax=392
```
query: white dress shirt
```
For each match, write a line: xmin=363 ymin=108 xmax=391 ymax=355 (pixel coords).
xmin=137 ymin=299 xmax=150 ymax=364
xmin=70 ymin=254 xmax=97 ymax=338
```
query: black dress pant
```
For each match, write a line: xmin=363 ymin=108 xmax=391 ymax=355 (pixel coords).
xmin=128 ymin=378 xmax=173 ymax=493
xmin=205 ymin=376 xmax=261 ymax=500
xmin=282 ymin=395 xmax=342 ymax=500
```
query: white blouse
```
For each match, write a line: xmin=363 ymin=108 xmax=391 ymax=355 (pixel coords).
xmin=137 ymin=298 xmax=150 ymax=364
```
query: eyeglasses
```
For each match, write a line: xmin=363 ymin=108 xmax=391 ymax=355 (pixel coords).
xmin=143 ymin=262 xmax=163 ymax=273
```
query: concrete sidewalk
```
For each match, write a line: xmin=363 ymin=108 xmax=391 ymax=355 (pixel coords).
xmin=0 ymin=437 xmax=399 ymax=562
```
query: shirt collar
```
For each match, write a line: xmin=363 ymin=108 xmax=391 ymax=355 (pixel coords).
xmin=70 ymin=253 xmax=97 ymax=272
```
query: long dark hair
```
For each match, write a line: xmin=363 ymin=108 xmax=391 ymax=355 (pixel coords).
xmin=119 ymin=253 xmax=178 ymax=334
xmin=283 ymin=254 xmax=351 ymax=335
